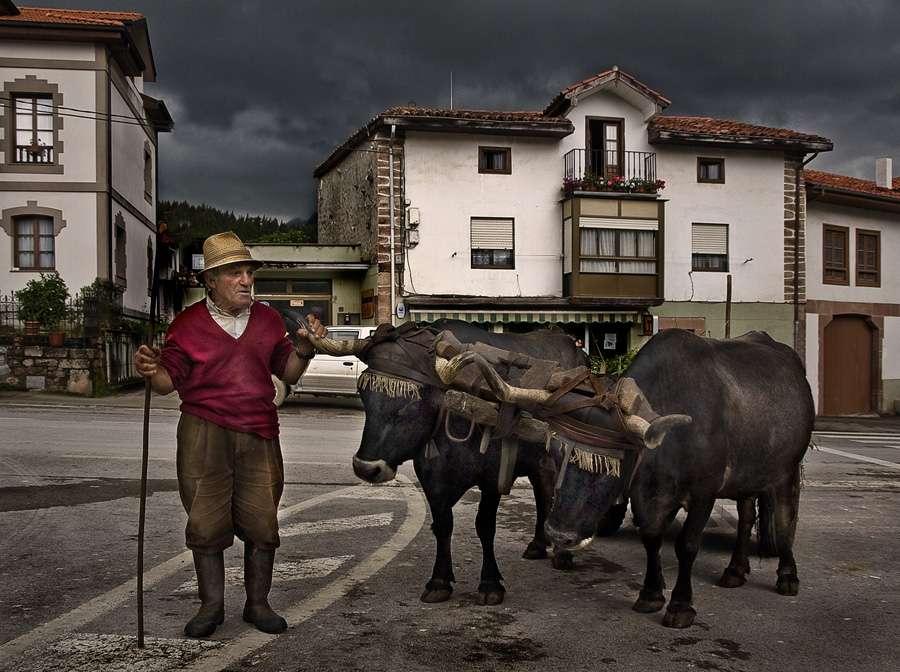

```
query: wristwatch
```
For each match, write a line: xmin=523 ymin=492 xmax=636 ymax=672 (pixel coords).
xmin=295 ymin=349 xmax=315 ymax=361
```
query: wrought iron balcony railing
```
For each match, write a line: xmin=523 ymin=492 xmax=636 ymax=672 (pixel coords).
xmin=564 ymin=148 xmax=656 ymax=183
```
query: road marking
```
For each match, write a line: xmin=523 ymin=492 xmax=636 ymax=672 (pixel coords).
xmin=0 ymin=476 xmax=426 ymax=671
xmin=814 ymin=446 xmax=900 ymax=470
xmin=281 ymin=512 xmax=393 ymax=535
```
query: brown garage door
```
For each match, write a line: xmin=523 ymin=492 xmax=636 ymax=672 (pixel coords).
xmin=822 ymin=315 xmax=872 ymax=415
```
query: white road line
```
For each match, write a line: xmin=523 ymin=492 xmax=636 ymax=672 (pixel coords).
xmin=815 ymin=446 xmax=900 ymax=470
xmin=0 ymin=477 xmax=426 ymax=669
xmin=184 ymin=476 xmax=426 ymax=672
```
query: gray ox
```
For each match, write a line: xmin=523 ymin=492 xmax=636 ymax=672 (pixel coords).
xmin=298 ymin=318 xmax=587 ymax=606
xmin=478 ymin=328 xmax=814 ymax=629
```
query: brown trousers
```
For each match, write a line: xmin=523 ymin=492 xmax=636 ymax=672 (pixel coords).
xmin=176 ymin=412 xmax=284 ymax=554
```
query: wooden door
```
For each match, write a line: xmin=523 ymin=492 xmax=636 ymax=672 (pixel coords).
xmin=822 ymin=315 xmax=872 ymax=415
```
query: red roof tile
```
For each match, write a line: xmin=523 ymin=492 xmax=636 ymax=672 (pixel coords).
xmin=805 ymin=169 xmax=900 ymax=200
xmin=382 ymin=106 xmax=563 ymax=123
xmin=649 ymin=115 xmax=832 ymax=146
xmin=0 ymin=7 xmax=142 ymax=26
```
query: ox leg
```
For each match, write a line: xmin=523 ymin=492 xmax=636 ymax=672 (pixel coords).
xmin=663 ymin=499 xmax=715 ymax=629
xmin=633 ymin=508 xmax=678 ymax=615
xmin=421 ymin=501 xmax=455 ymax=603
xmin=718 ymin=497 xmax=755 ymax=588
xmin=633 ymin=532 xmax=667 ymax=614
xmin=523 ymin=468 xmax=575 ymax=571
xmin=475 ymin=490 xmax=506 ymax=606
xmin=774 ymin=468 xmax=802 ymax=596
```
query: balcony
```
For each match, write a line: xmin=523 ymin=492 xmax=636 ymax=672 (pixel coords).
xmin=15 ymin=145 xmax=54 ymax=164
xmin=563 ymin=148 xmax=657 ymax=192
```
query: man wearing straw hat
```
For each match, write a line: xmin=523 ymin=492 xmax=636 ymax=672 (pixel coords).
xmin=134 ymin=231 xmax=327 ymax=637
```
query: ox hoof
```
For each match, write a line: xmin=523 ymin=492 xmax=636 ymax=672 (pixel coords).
xmin=522 ymin=541 xmax=548 ymax=560
xmin=551 ymin=550 xmax=574 ymax=571
xmin=421 ymin=579 xmax=453 ymax=603
xmin=776 ymin=574 xmax=800 ymax=596
xmin=717 ymin=566 xmax=748 ymax=589
xmin=662 ymin=603 xmax=697 ymax=629
xmin=476 ymin=582 xmax=505 ymax=606
xmin=632 ymin=590 xmax=665 ymax=614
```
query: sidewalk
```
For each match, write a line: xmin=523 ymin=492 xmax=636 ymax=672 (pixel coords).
xmin=0 ymin=386 xmax=181 ymax=410
xmin=1 ymin=387 xmax=898 ymax=432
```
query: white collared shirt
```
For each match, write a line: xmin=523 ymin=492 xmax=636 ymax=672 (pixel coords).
xmin=206 ymin=296 xmax=252 ymax=338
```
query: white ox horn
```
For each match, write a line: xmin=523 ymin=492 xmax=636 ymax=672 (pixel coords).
xmin=434 ymin=351 xmax=554 ymax=406
xmin=283 ymin=310 xmax=369 ymax=357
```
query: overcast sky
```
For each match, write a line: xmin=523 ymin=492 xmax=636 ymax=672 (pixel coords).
xmin=28 ymin=1 xmax=900 ymax=223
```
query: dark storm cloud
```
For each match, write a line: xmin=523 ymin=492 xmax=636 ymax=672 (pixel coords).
xmin=29 ymin=0 xmax=900 ymax=221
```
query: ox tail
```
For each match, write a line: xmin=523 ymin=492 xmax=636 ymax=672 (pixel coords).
xmin=755 ymin=490 xmax=779 ymax=558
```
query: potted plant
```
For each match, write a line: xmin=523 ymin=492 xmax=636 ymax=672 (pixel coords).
xmin=583 ymin=172 xmax=603 ymax=191
xmin=15 ymin=272 xmax=70 ymax=342
xmin=562 ymin=175 xmax=584 ymax=194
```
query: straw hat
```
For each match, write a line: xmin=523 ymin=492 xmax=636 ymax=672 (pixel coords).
xmin=200 ymin=232 xmax=263 ymax=278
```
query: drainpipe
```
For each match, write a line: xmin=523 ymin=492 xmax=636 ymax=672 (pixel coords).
xmin=389 ymin=124 xmax=396 ymax=325
xmin=106 ymin=63 xmax=114 ymax=283
xmin=794 ymin=152 xmax=819 ymax=351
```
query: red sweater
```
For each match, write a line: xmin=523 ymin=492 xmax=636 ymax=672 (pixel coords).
xmin=160 ymin=301 xmax=294 ymax=438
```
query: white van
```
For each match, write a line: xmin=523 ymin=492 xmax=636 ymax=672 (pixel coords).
xmin=272 ymin=325 xmax=376 ymax=405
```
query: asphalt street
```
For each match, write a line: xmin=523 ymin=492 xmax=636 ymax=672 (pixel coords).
xmin=0 ymin=387 xmax=898 ymax=671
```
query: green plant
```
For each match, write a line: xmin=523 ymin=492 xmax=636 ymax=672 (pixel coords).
xmin=587 ymin=349 xmax=637 ymax=376
xmin=15 ymin=272 xmax=70 ymax=329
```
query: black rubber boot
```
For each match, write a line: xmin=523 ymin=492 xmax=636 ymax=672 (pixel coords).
xmin=184 ymin=551 xmax=225 ymax=638
xmin=242 ymin=543 xmax=287 ymax=634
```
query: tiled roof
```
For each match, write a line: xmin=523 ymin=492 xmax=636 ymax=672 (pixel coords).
xmin=382 ymin=106 xmax=564 ymax=123
xmin=0 ymin=7 xmax=142 ymax=26
xmin=649 ymin=115 xmax=832 ymax=148
xmin=805 ymin=169 xmax=900 ymax=200
xmin=547 ymin=68 xmax=671 ymax=113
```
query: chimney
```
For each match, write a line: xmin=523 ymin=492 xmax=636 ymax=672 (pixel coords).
xmin=876 ymin=158 xmax=892 ymax=189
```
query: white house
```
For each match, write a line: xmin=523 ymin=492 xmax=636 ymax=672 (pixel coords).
xmin=0 ymin=5 xmax=173 ymax=317
xmin=315 ymin=69 xmax=831 ymax=354
xmin=804 ymin=164 xmax=900 ymax=414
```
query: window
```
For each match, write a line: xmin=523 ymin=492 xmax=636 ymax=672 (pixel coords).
xmin=471 ymin=217 xmax=514 ymax=268
xmin=13 ymin=95 xmax=54 ymax=164
xmin=823 ymin=225 xmax=849 ymax=285
xmin=252 ymin=278 xmax=333 ymax=324
xmin=143 ymin=145 xmax=153 ymax=202
xmin=2 ymin=77 xmax=63 ymax=174
xmin=478 ymin=147 xmax=511 ymax=175
xmin=856 ymin=230 xmax=880 ymax=287
xmin=698 ymin=158 xmax=725 ymax=183
xmin=115 ymin=223 xmax=127 ymax=285
xmin=580 ymin=226 xmax=657 ymax=274
xmin=692 ymin=223 xmax=729 ymax=271
xmin=14 ymin=215 xmax=55 ymax=269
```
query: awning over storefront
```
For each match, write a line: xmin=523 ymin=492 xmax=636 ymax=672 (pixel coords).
xmin=410 ymin=310 xmax=639 ymax=324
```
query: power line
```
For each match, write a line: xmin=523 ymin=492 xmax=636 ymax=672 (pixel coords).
xmin=0 ymin=95 xmax=170 ymax=131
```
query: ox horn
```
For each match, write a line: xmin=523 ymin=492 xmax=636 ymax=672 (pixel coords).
xmin=434 ymin=351 xmax=554 ymax=406
xmin=280 ymin=309 xmax=368 ymax=357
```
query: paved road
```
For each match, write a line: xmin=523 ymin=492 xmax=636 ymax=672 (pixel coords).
xmin=0 ymin=389 xmax=898 ymax=671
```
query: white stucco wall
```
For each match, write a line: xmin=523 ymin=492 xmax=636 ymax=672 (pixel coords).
xmin=402 ymin=131 xmax=566 ymax=297
xmin=0 ymin=192 xmax=101 ymax=295
xmin=806 ymin=201 xmax=900 ymax=304
xmin=657 ymin=147 xmax=788 ymax=303
xmin=805 ymin=311 xmax=820 ymax=414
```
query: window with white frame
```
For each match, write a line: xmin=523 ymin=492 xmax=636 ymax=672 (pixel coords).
xmin=579 ymin=218 xmax=657 ymax=274
xmin=692 ymin=223 xmax=729 ymax=272
xmin=471 ymin=217 xmax=514 ymax=269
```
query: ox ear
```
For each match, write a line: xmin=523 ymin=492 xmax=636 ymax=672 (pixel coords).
xmin=629 ymin=413 xmax=692 ymax=450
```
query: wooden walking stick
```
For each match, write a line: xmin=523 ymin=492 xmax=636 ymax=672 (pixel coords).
xmin=137 ymin=221 xmax=165 ymax=648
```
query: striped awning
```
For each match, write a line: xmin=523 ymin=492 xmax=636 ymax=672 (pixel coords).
xmin=410 ymin=310 xmax=638 ymax=324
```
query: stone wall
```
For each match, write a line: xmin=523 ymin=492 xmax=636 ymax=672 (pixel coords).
xmin=2 ymin=343 xmax=104 ymax=396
